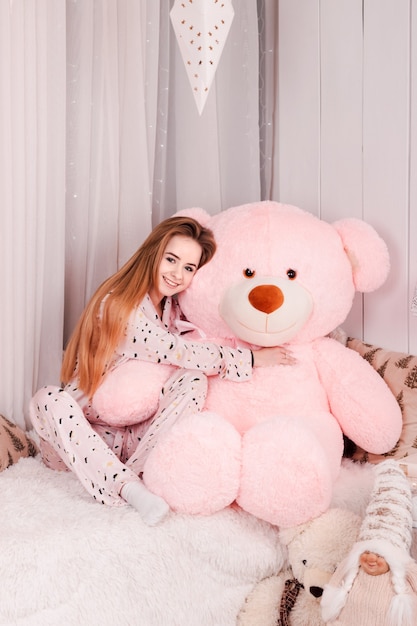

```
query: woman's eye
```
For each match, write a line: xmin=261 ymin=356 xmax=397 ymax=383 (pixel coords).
xmin=287 ymin=269 xmax=297 ymax=280
xmin=185 ymin=266 xmax=195 ymax=273
xmin=243 ymin=268 xmax=256 ymax=278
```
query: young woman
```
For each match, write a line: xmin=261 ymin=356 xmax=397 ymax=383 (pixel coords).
xmin=30 ymin=215 xmax=292 ymax=525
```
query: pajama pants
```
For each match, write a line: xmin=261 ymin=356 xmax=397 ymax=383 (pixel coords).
xmin=29 ymin=369 xmax=207 ymax=506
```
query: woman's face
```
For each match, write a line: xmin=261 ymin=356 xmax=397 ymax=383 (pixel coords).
xmin=150 ymin=235 xmax=202 ymax=305
xmin=359 ymin=551 xmax=390 ymax=576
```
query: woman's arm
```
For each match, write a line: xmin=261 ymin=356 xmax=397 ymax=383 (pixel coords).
xmin=116 ymin=304 xmax=293 ymax=382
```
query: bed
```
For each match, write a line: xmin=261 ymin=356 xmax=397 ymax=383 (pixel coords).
xmin=0 ymin=338 xmax=416 ymax=625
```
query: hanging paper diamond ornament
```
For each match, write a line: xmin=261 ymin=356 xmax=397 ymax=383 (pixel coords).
xmin=170 ymin=0 xmax=235 ymax=115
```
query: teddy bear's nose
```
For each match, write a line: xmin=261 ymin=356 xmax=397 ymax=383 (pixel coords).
xmin=248 ymin=285 xmax=284 ymax=314
xmin=309 ymin=586 xmax=323 ymax=598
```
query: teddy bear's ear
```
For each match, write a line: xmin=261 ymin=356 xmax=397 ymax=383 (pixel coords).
xmin=332 ymin=218 xmax=390 ymax=293
xmin=173 ymin=207 xmax=212 ymax=226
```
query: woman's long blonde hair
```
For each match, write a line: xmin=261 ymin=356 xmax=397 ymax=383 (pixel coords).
xmin=61 ymin=215 xmax=216 ymax=397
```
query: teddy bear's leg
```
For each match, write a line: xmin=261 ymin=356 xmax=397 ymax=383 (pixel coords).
xmin=237 ymin=413 xmax=344 ymax=528
xmin=142 ymin=412 xmax=242 ymax=515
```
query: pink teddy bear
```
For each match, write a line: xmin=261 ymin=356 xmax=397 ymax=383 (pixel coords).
xmin=93 ymin=201 xmax=402 ymax=528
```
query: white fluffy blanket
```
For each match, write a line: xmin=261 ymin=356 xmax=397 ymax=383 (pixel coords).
xmin=0 ymin=457 xmax=285 ymax=626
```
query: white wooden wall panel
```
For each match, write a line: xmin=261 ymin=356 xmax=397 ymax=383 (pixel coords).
xmin=362 ymin=0 xmax=410 ymax=351
xmin=410 ymin=2 xmax=417 ymax=354
xmin=277 ymin=0 xmax=417 ymax=353
xmin=277 ymin=0 xmax=320 ymax=214
xmin=320 ymin=0 xmax=364 ymax=338
xmin=320 ymin=0 xmax=363 ymax=221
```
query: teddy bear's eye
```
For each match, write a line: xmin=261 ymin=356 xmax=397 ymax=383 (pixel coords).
xmin=302 ymin=559 xmax=307 ymax=566
xmin=243 ymin=268 xmax=256 ymax=278
xmin=287 ymin=269 xmax=297 ymax=280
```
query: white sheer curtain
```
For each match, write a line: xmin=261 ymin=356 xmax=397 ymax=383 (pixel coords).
xmin=1 ymin=0 xmax=275 ymax=429
xmin=152 ymin=0 xmax=262 ymax=222
xmin=0 ymin=0 xmax=66 ymax=428
xmin=64 ymin=0 xmax=157 ymax=341
xmin=65 ymin=0 xmax=264 ymax=333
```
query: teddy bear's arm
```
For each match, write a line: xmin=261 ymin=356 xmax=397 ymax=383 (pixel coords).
xmin=313 ymin=337 xmax=402 ymax=453
xmin=237 ymin=574 xmax=286 ymax=626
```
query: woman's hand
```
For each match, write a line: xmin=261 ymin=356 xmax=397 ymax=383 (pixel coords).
xmin=252 ymin=346 xmax=296 ymax=367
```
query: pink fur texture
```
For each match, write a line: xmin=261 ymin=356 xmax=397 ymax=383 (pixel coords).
xmin=96 ymin=201 xmax=402 ymax=527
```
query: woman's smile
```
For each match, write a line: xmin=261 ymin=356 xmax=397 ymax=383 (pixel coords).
xmin=163 ymin=275 xmax=181 ymax=289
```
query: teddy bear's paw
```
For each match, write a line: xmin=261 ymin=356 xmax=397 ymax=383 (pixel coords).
xmin=237 ymin=418 xmax=335 ymax=527
xmin=142 ymin=412 xmax=241 ymax=515
xmin=92 ymin=361 xmax=175 ymax=427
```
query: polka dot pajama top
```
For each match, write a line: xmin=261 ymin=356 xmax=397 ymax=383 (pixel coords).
xmin=29 ymin=294 xmax=253 ymax=506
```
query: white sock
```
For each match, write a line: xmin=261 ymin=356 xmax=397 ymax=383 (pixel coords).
xmin=121 ymin=481 xmax=169 ymax=526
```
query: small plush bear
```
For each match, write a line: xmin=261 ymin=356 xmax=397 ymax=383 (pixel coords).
xmin=237 ymin=508 xmax=362 ymax=626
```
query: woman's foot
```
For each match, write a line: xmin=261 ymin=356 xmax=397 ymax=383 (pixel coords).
xmin=121 ymin=480 xmax=169 ymax=526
